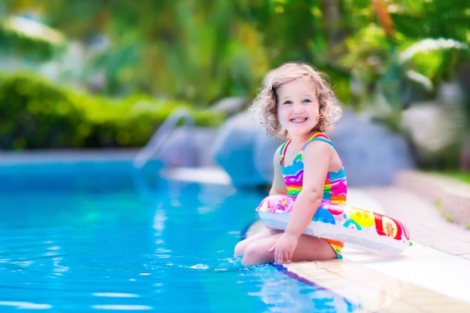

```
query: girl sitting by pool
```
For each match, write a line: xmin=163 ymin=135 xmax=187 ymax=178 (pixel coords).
xmin=234 ymin=62 xmax=345 ymax=265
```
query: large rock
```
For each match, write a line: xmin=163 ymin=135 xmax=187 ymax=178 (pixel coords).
xmin=158 ymin=127 xmax=219 ymax=167
xmin=253 ymin=129 xmax=283 ymax=183
xmin=329 ymin=109 xmax=415 ymax=186
xmin=210 ymin=97 xmax=249 ymax=117
xmin=211 ymin=111 xmax=280 ymax=187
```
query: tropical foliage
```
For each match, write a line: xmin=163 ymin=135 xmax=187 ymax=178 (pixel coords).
xmin=0 ymin=72 xmax=224 ymax=149
xmin=0 ymin=0 xmax=469 ymax=168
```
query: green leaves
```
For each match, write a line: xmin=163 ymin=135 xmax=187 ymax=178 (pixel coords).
xmin=0 ymin=16 xmax=66 ymax=61
xmin=0 ymin=72 xmax=224 ymax=150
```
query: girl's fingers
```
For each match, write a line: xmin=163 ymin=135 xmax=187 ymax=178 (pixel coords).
xmin=271 ymin=246 xmax=293 ymax=264
xmin=283 ymin=251 xmax=289 ymax=264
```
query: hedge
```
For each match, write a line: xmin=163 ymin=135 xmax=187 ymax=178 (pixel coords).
xmin=0 ymin=72 xmax=226 ymax=150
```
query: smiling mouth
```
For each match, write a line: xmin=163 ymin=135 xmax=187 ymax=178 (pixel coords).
xmin=290 ymin=117 xmax=307 ymax=122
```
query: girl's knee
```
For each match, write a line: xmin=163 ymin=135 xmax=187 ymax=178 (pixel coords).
xmin=234 ymin=241 xmax=247 ymax=256
xmin=242 ymin=244 xmax=269 ymax=266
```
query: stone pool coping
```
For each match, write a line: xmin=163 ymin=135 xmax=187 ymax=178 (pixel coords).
xmin=394 ymin=171 xmax=470 ymax=227
xmin=0 ymin=149 xmax=139 ymax=163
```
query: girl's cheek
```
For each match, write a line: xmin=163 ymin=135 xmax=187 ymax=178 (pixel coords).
xmin=278 ymin=114 xmax=288 ymax=129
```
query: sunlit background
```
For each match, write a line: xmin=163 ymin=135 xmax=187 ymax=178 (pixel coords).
xmin=1 ymin=0 xmax=469 ymax=177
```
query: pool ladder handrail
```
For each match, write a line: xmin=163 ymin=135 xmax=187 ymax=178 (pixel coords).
xmin=132 ymin=109 xmax=195 ymax=169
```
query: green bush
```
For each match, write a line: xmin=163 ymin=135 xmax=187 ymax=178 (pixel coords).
xmin=0 ymin=72 xmax=86 ymax=149
xmin=0 ymin=72 xmax=226 ymax=150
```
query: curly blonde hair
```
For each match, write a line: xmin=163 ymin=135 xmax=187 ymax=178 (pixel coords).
xmin=250 ymin=62 xmax=342 ymax=139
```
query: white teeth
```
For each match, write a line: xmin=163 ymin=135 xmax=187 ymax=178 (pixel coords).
xmin=291 ymin=117 xmax=306 ymax=122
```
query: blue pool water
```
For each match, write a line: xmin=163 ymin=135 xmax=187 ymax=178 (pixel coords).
xmin=0 ymin=159 xmax=359 ymax=312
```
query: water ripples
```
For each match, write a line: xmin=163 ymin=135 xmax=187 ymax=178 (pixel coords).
xmin=0 ymin=167 xmax=359 ymax=312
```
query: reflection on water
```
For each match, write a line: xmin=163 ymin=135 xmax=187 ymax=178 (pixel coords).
xmin=0 ymin=161 xmax=359 ymax=312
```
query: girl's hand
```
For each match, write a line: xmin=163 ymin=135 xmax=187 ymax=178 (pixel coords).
xmin=269 ymin=233 xmax=298 ymax=264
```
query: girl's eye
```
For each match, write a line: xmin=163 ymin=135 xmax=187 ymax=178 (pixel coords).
xmin=283 ymin=100 xmax=292 ymax=105
xmin=303 ymin=99 xmax=311 ymax=103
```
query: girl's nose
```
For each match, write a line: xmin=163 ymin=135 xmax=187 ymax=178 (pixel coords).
xmin=292 ymin=102 xmax=304 ymax=113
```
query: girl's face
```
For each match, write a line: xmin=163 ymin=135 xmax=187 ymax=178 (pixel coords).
xmin=276 ymin=78 xmax=320 ymax=140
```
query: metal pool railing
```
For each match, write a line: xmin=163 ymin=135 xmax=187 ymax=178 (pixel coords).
xmin=132 ymin=109 xmax=195 ymax=169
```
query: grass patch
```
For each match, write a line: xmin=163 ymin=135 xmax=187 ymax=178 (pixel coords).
xmin=432 ymin=171 xmax=470 ymax=185
xmin=434 ymin=199 xmax=455 ymax=223
xmin=444 ymin=214 xmax=455 ymax=223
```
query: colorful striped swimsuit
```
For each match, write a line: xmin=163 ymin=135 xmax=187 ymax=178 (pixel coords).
xmin=279 ymin=132 xmax=348 ymax=258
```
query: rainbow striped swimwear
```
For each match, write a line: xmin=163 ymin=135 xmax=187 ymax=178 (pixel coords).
xmin=279 ymin=132 xmax=348 ymax=258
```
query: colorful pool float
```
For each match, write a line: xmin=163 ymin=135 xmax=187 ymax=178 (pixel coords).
xmin=257 ymin=194 xmax=411 ymax=255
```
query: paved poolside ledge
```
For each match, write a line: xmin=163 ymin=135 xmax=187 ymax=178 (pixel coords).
xmin=362 ymin=186 xmax=470 ymax=261
xmin=394 ymin=171 xmax=470 ymax=227
xmin=0 ymin=149 xmax=143 ymax=163
xmin=286 ymin=259 xmax=470 ymax=313
xmin=0 ymin=149 xmax=140 ymax=163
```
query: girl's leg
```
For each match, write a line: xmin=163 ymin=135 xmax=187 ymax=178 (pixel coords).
xmin=241 ymin=232 xmax=283 ymax=265
xmin=234 ymin=228 xmax=282 ymax=256
xmin=291 ymin=235 xmax=337 ymax=262
xmin=242 ymin=234 xmax=337 ymax=266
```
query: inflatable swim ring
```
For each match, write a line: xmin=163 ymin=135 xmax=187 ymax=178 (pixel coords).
xmin=257 ymin=194 xmax=411 ymax=255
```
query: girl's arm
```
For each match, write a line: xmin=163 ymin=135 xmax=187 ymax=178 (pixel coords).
xmin=284 ymin=141 xmax=330 ymax=236
xmin=270 ymin=141 xmax=332 ymax=263
xmin=269 ymin=146 xmax=288 ymax=196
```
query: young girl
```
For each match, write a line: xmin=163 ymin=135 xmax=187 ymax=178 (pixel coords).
xmin=234 ymin=62 xmax=346 ymax=265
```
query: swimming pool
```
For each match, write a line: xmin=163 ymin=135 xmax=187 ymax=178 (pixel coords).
xmin=0 ymin=157 xmax=359 ymax=312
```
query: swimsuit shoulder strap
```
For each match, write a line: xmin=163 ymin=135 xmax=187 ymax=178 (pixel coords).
xmin=302 ymin=132 xmax=337 ymax=151
xmin=279 ymin=140 xmax=291 ymax=164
